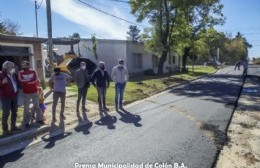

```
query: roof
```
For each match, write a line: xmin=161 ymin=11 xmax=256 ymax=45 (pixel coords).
xmin=0 ymin=34 xmax=80 ymax=45
xmin=0 ymin=34 xmax=46 ymax=43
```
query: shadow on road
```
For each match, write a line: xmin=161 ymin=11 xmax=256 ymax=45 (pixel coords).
xmin=0 ymin=148 xmax=25 ymax=167
xmin=117 ymin=108 xmax=142 ymax=127
xmin=42 ymin=120 xmax=72 ymax=149
xmin=74 ymin=122 xmax=93 ymax=135
xmin=171 ymin=74 xmax=243 ymax=105
xmin=95 ymin=114 xmax=117 ymax=130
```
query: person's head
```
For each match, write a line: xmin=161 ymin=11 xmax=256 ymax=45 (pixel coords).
xmin=21 ymin=61 xmax=30 ymax=71
xmin=54 ymin=67 xmax=61 ymax=75
xmin=118 ymin=59 xmax=124 ymax=67
xmin=80 ymin=62 xmax=86 ymax=70
xmin=99 ymin=61 xmax=105 ymax=70
xmin=2 ymin=61 xmax=15 ymax=74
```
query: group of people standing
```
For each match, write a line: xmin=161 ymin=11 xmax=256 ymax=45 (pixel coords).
xmin=0 ymin=61 xmax=45 ymax=135
xmin=0 ymin=58 xmax=128 ymax=135
xmin=48 ymin=59 xmax=128 ymax=123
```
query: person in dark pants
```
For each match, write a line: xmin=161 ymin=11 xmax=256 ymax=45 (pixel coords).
xmin=49 ymin=67 xmax=72 ymax=122
xmin=74 ymin=62 xmax=90 ymax=113
xmin=91 ymin=61 xmax=110 ymax=111
xmin=0 ymin=61 xmax=19 ymax=135
xmin=242 ymin=59 xmax=248 ymax=77
xmin=234 ymin=60 xmax=241 ymax=70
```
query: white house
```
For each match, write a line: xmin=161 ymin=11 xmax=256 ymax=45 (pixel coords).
xmin=52 ymin=39 xmax=181 ymax=76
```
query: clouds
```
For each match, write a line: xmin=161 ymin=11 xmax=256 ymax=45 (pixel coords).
xmin=34 ymin=0 xmax=134 ymax=39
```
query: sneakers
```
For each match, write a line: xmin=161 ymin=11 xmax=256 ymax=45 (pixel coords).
xmin=82 ymin=107 xmax=89 ymax=112
xmin=52 ymin=117 xmax=57 ymax=122
xmin=2 ymin=130 xmax=11 ymax=135
xmin=104 ymin=107 xmax=109 ymax=111
xmin=11 ymin=126 xmax=21 ymax=132
xmin=60 ymin=114 xmax=66 ymax=120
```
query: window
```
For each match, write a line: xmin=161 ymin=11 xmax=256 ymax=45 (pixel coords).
xmin=152 ymin=55 xmax=158 ymax=68
xmin=133 ymin=53 xmax=143 ymax=69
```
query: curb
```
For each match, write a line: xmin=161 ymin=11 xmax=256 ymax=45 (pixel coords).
xmin=0 ymin=125 xmax=50 ymax=147
xmin=211 ymin=76 xmax=246 ymax=168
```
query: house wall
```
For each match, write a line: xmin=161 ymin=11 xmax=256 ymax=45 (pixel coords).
xmin=54 ymin=39 xmax=127 ymax=75
xmin=53 ymin=39 xmax=181 ymax=76
xmin=0 ymin=40 xmax=44 ymax=82
xmin=126 ymin=42 xmax=152 ymax=75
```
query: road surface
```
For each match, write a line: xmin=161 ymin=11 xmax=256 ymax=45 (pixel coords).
xmin=0 ymin=66 xmax=246 ymax=168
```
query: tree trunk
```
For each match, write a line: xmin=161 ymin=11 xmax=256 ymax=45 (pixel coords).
xmin=157 ymin=49 xmax=168 ymax=75
xmin=182 ymin=47 xmax=191 ymax=72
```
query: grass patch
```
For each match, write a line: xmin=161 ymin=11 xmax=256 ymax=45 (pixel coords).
xmin=67 ymin=66 xmax=216 ymax=106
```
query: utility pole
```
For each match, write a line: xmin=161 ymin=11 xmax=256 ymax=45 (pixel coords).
xmin=46 ymin=0 xmax=54 ymax=75
xmin=34 ymin=1 xmax=39 ymax=37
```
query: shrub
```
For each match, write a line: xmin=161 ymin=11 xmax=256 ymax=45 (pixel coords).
xmin=143 ymin=69 xmax=155 ymax=76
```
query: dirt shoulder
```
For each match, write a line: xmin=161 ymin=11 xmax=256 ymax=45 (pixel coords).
xmin=216 ymin=77 xmax=260 ymax=168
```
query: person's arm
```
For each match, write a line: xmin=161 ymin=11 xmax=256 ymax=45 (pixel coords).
xmin=91 ymin=71 xmax=97 ymax=87
xmin=74 ymin=70 xmax=79 ymax=85
xmin=27 ymin=70 xmax=39 ymax=84
xmin=105 ymin=71 xmax=110 ymax=88
xmin=125 ymin=68 xmax=129 ymax=82
xmin=111 ymin=67 xmax=116 ymax=82
xmin=49 ymin=75 xmax=54 ymax=89
xmin=65 ymin=73 xmax=73 ymax=83
xmin=0 ymin=72 xmax=6 ymax=87
xmin=18 ymin=71 xmax=28 ymax=82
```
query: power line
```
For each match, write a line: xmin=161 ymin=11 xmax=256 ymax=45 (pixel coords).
xmin=106 ymin=0 xmax=129 ymax=3
xmin=75 ymin=0 xmax=145 ymax=27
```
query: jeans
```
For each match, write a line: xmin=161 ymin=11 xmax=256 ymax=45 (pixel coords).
xmin=76 ymin=86 xmax=88 ymax=111
xmin=115 ymin=82 xmax=126 ymax=108
xmin=97 ymin=87 xmax=107 ymax=109
xmin=23 ymin=92 xmax=43 ymax=124
xmin=52 ymin=92 xmax=66 ymax=117
xmin=1 ymin=96 xmax=18 ymax=131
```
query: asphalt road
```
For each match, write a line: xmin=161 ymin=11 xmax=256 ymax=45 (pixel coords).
xmin=0 ymin=66 xmax=245 ymax=168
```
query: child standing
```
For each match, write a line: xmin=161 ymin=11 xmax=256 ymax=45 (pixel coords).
xmin=38 ymin=87 xmax=46 ymax=121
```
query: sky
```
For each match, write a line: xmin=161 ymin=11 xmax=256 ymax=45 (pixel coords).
xmin=0 ymin=0 xmax=260 ymax=58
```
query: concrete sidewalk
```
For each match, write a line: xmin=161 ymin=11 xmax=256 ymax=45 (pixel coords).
xmin=216 ymin=75 xmax=260 ymax=167
xmin=0 ymin=89 xmax=101 ymax=154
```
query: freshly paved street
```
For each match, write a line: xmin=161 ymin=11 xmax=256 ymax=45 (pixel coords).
xmin=0 ymin=66 xmax=245 ymax=168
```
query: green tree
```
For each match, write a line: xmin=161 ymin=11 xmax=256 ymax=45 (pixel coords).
xmin=127 ymin=25 xmax=141 ymax=43
xmin=175 ymin=0 xmax=225 ymax=71
xmin=130 ymin=0 xmax=224 ymax=74
xmin=0 ymin=18 xmax=20 ymax=35
xmin=71 ymin=32 xmax=80 ymax=39
xmin=130 ymin=0 xmax=177 ymax=74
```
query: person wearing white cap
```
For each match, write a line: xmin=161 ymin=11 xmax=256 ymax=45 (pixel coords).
xmin=91 ymin=61 xmax=110 ymax=111
xmin=111 ymin=59 xmax=129 ymax=111
xmin=0 ymin=61 xmax=20 ymax=135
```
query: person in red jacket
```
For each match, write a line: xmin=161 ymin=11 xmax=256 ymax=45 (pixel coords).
xmin=18 ymin=61 xmax=44 ymax=128
xmin=0 ymin=61 xmax=20 ymax=135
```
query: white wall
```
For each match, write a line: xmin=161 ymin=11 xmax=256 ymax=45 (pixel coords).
xmin=53 ymin=39 xmax=181 ymax=76
xmin=126 ymin=42 xmax=153 ymax=75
